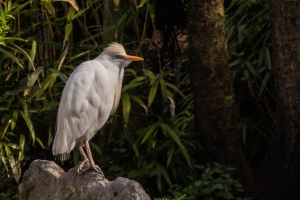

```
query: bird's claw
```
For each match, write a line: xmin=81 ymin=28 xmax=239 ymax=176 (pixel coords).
xmin=77 ymin=159 xmax=90 ymax=174
xmin=90 ymin=164 xmax=105 ymax=179
xmin=77 ymin=159 xmax=105 ymax=179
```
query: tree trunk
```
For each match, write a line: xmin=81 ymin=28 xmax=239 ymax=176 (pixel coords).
xmin=186 ymin=0 xmax=252 ymax=188
xmin=250 ymin=1 xmax=300 ymax=199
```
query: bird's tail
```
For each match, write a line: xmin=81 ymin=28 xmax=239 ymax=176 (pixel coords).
xmin=52 ymin=118 xmax=75 ymax=160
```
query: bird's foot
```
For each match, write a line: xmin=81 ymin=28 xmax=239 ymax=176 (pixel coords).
xmin=77 ymin=158 xmax=90 ymax=174
xmin=90 ymin=164 xmax=105 ymax=179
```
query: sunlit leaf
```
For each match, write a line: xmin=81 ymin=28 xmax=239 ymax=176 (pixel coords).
xmin=48 ymin=68 xmax=68 ymax=82
xmin=26 ymin=67 xmax=44 ymax=88
xmin=138 ymin=0 xmax=148 ymax=8
xmin=28 ymin=40 xmax=36 ymax=70
xmin=41 ymin=1 xmax=56 ymax=16
xmin=64 ymin=23 xmax=73 ymax=42
xmin=67 ymin=6 xmax=75 ymax=21
xmin=0 ymin=47 xmax=24 ymax=69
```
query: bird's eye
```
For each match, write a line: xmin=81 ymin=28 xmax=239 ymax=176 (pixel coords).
xmin=115 ymin=55 xmax=122 ymax=59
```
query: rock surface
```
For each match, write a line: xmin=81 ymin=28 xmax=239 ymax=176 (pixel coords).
xmin=19 ymin=160 xmax=151 ymax=200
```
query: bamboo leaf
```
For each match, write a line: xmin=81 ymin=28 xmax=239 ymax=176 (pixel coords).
xmin=167 ymin=146 xmax=175 ymax=167
xmin=156 ymin=164 xmax=172 ymax=187
xmin=245 ymin=61 xmax=256 ymax=77
xmin=148 ymin=79 xmax=158 ymax=107
xmin=130 ymin=95 xmax=148 ymax=114
xmin=18 ymin=98 xmax=28 ymax=116
xmin=147 ymin=4 xmax=154 ymax=22
xmin=160 ymin=78 xmax=167 ymax=100
xmin=43 ymin=73 xmax=57 ymax=92
xmin=165 ymin=82 xmax=187 ymax=99
xmin=64 ymin=23 xmax=73 ymax=42
xmin=20 ymin=111 xmax=35 ymax=146
xmin=142 ymin=69 xmax=156 ymax=79
xmin=259 ymin=71 xmax=271 ymax=96
xmin=1 ymin=119 xmax=12 ymax=139
xmin=122 ymin=93 xmax=131 ymax=123
xmin=67 ymin=6 xmax=75 ymax=21
xmin=28 ymin=40 xmax=36 ymax=71
xmin=41 ymin=1 xmax=56 ymax=16
xmin=20 ymin=134 xmax=25 ymax=154
xmin=26 ymin=67 xmax=44 ymax=88
xmin=141 ymin=124 xmax=158 ymax=144
xmin=138 ymin=0 xmax=148 ymax=8
xmin=35 ymin=137 xmax=45 ymax=149
xmin=113 ymin=0 xmax=120 ymax=9
xmin=55 ymin=0 xmax=79 ymax=11
xmin=160 ymin=123 xmax=192 ymax=168
xmin=11 ymin=111 xmax=18 ymax=131
xmin=6 ymin=143 xmax=20 ymax=150
xmin=48 ymin=68 xmax=68 ymax=82
xmin=0 ymin=47 xmax=24 ymax=69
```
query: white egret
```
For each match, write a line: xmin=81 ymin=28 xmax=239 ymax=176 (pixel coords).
xmin=52 ymin=43 xmax=143 ymax=176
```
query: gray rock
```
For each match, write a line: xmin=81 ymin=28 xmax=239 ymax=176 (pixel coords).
xmin=19 ymin=160 xmax=151 ymax=200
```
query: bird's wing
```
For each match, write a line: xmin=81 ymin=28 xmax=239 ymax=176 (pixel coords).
xmin=53 ymin=61 xmax=107 ymax=156
xmin=111 ymin=67 xmax=124 ymax=113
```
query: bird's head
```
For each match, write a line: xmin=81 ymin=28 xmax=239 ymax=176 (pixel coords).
xmin=99 ymin=42 xmax=144 ymax=68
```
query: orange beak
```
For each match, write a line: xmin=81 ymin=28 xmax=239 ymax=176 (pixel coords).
xmin=121 ymin=55 xmax=144 ymax=61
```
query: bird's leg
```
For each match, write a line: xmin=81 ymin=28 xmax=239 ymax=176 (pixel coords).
xmin=77 ymin=147 xmax=90 ymax=173
xmin=85 ymin=140 xmax=105 ymax=178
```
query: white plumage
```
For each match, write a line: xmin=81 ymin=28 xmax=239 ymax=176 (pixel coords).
xmin=52 ymin=43 xmax=143 ymax=174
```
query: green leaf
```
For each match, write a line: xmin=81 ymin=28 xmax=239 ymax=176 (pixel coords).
xmin=167 ymin=146 xmax=175 ymax=167
xmin=113 ymin=0 xmax=120 ymax=9
xmin=6 ymin=143 xmax=20 ymax=150
xmin=147 ymin=4 xmax=154 ymax=22
xmin=142 ymin=69 xmax=156 ymax=79
xmin=165 ymin=82 xmax=187 ymax=99
xmin=26 ymin=67 xmax=44 ymax=88
xmin=138 ymin=0 xmax=148 ymax=8
xmin=245 ymin=61 xmax=256 ymax=77
xmin=28 ymin=40 xmax=36 ymax=70
xmin=160 ymin=78 xmax=167 ymax=100
xmin=160 ymin=123 xmax=192 ymax=168
xmin=0 ymin=47 xmax=24 ymax=69
xmin=11 ymin=111 xmax=18 ymax=131
xmin=148 ymin=79 xmax=159 ymax=107
xmin=43 ymin=73 xmax=57 ymax=92
xmin=67 ymin=6 xmax=75 ymax=21
xmin=19 ymin=134 xmax=25 ymax=154
xmin=156 ymin=164 xmax=172 ymax=187
xmin=64 ymin=23 xmax=73 ymax=42
xmin=1 ymin=119 xmax=11 ymax=139
xmin=130 ymin=95 xmax=148 ymax=114
xmin=20 ymin=111 xmax=35 ymax=146
xmin=141 ymin=124 xmax=158 ymax=144
xmin=41 ymin=1 xmax=55 ymax=16
xmin=122 ymin=93 xmax=131 ymax=123
xmin=35 ymin=137 xmax=44 ymax=149
xmin=18 ymin=98 xmax=28 ymax=116
xmin=48 ymin=68 xmax=68 ymax=82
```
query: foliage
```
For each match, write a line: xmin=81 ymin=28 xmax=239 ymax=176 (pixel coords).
xmin=0 ymin=0 xmax=274 ymax=198
xmin=225 ymin=0 xmax=272 ymax=168
xmin=167 ymin=163 xmax=250 ymax=200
